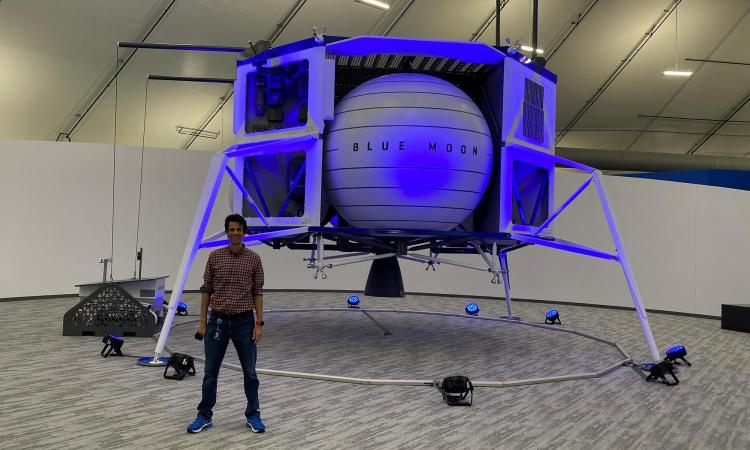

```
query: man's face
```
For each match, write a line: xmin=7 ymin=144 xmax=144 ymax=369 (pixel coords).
xmin=227 ymin=221 xmax=245 ymax=245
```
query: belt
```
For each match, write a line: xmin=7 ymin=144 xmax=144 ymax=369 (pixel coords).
xmin=211 ymin=310 xmax=254 ymax=320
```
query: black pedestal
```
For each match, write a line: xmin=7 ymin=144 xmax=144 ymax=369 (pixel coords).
xmin=721 ymin=304 xmax=750 ymax=333
xmin=365 ymin=255 xmax=405 ymax=298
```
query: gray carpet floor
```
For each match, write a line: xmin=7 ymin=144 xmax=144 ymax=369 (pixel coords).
xmin=1 ymin=291 xmax=749 ymax=450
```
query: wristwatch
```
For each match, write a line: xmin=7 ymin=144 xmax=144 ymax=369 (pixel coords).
xmin=256 ymin=321 xmax=264 ymax=326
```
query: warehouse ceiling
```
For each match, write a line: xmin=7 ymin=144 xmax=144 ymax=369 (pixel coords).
xmin=0 ymin=0 xmax=749 ymax=156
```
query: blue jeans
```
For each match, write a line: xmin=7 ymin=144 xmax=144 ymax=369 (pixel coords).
xmin=197 ymin=312 xmax=259 ymax=419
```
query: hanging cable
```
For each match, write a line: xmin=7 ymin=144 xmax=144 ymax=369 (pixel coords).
xmin=156 ymin=143 xmax=166 ymax=277
xmin=60 ymin=0 xmax=178 ymax=141
xmin=109 ymin=46 xmax=120 ymax=281
xmin=528 ymin=0 xmax=532 ymax=46
xmin=674 ymin=4 xmax=678 ymax=69
xmin=133 ymin=77 xmax=150 ymax=278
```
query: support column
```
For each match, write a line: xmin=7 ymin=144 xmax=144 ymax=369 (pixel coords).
xmin=498 ymin=252 xmax=517 ymax=319
xmin=592 ymin=170 xmax=661 ymax=362
xmin=151 ymin=153 xmax=228 ymax=360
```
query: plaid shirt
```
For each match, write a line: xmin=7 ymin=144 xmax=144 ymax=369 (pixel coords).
xmin=201 ymin=245 xmax=264 ymax=314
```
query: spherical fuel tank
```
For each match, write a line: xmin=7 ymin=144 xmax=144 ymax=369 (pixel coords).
xmin=323 ymin=73 xmax=493 ymax=230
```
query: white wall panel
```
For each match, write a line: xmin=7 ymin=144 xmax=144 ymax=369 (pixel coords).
xmin=1 ymin=140 xmax=746 ymax=318
xmin=0 ymin=140 xmax=112 ymax=297
xmin=694 ymin=186 xmax=750 ymax=316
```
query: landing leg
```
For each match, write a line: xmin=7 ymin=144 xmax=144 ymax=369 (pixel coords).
xmin=499 ymin=252 xmax=518 ymax=320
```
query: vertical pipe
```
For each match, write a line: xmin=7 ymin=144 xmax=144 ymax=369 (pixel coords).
xmin=592 ymin=170 xmax=661 ymax=362
xmin=138 ymin=248 xmax=143 ymax=280
xmin=317 ymin=233 xmax=324 ymax=264
xmin=499 ymin=252 xmax=514 ymax=318
xmin=495 ymin=0 xmax=501 ymax=46
xmin=102 ymin=259 xmax=109 ymax=283
xmin=532 ymin=0 xmax=539 ymax=60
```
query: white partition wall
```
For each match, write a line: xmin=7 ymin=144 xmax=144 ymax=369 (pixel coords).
xmin=2 ymin=139 xmax=749 ymax=317
xmin=1 ymin=140 xmax=113 ymax=297
xmin=0 ymin=140 xmax=232 ymax=298
xmin=694 ymin=186 xmax=750 ymax=316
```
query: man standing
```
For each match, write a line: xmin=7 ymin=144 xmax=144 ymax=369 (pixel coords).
xmin=187 ymin=213 xmax=266 ymax=433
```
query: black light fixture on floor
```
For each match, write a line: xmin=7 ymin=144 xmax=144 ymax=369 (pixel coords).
xmin=101 ymin=334 xmax=124 ymax=357
xmin=163 ymin=353 xmax=197 ymax=380
xmin=176 ymin=301 xmax=189 ymax=316
xmin=665 ymin=345 xmax=691 ymax=366
xmin=545 ymin=309 xmax=561 ymax=325
xmin=438 ymin=375 xmax=474 ymax=406
xmin=646 ymin=360 xmax=679 ymax=386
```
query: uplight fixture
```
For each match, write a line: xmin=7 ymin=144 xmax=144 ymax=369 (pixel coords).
xmin=347 ymin=295 xmax=361 ymax=308
xmin=545 ymin=309 xmax=561 ymax=325
xmin=465 ymin=303 xmax=480 ymax=316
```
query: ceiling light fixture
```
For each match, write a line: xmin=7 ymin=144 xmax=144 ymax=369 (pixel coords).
xmin=175 ymin=125 xmax=220 ymax=139
xmin=664 ymin=4 xmax=692 ymax=77
xmin=520 ymin=45 xmax=544 ymax=55
xmin=662 ymin=70 xmax=692 ymax=77
xmin=355 ymin=0 xmax=390 ymax=10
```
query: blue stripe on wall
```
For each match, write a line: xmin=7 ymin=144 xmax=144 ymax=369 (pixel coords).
xmin=620 ymin=169 xmax=750 ymax=191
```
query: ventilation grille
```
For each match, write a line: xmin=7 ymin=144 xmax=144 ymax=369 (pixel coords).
xmin=522 ymin=78 xmax=544 ymax=143
xmin=332 ymin=54 xmax=488 ymax=74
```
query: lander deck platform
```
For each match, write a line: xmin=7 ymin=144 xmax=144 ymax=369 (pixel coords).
xmin=244 ymin=226 xmax=526 ymax=255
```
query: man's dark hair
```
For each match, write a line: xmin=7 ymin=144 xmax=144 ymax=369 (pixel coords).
xmin=225 ymin=214 xmax=248 ymax=233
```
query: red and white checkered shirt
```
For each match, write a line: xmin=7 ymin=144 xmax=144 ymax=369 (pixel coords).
xmin=201 ymin=245 xmax=264 ymax=314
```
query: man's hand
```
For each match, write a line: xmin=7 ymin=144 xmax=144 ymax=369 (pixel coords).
xmin=197 ymin=319 xmax=207 ymax=338
xmin=253 ymin=325 xmax=263 ymax=344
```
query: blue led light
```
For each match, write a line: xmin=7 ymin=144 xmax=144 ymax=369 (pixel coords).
xmin=544 ymin=309 xmax=560 ymax=324
xmin=176 ymin=301 xmax=189 ymax=315
xmin=664 ymin=344 xmax=691 ymax=366
xmin=666 ymin=345 xmax=686 ymax=359
xmin=465 ymin=303 xmax=480 ymax=315
xmin=347 ymin=295 xmax=360 ymax=307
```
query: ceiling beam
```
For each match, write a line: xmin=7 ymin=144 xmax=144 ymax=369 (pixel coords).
xmin=181 ymin=0 xmax=311 ymax=150
xmin=686 ymin=90 xmax=750 ymax=155
xmin=638 ymin=114 xmax=750 ymax=124
xmin=367 ymin=0 xmax=416 ymax=36
xmin=468 ymin=0 xmax=511 ymax=43
xmin=148 ymin=75 xmax=235 ymax=84
xmin=117 ymin=42 xmax=245 ymax=52
xmin=56 ymin=0 xmax=178 ymax=142
xmin=267 ymin=0 xmax=308 ymax=46
xmin=626 ymin=3 xmax=750 ymax=153
xmin=556 ymin=0 xmax=681 ymax=145
xmin=561 ymin=128 xmax=749 ymax=138
xmin=685 ymin=57 xmax=750 ymax=67
xmin=545 ymin=0 xmax=600 ymax=63
xmin=183 ymin=0 xmax=417 ymax=150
